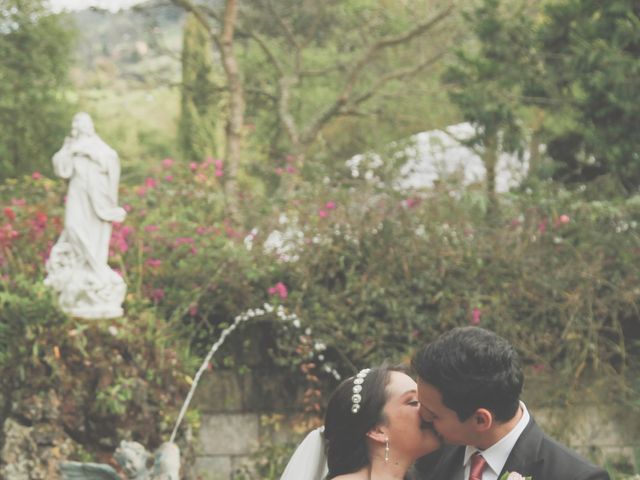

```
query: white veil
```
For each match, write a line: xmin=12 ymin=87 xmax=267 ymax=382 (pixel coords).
xmin=280 ymin=427 xmax=328 ymax=480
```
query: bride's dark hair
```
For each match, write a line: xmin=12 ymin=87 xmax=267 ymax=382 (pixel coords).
xmin=323 ymin=364 xmax=404 ymax=479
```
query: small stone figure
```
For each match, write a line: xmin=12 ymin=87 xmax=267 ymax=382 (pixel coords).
xmin=45 ymin=112 xmax=127 ymax=319
xmin=60 ymin=440 xmax=180 ymax=480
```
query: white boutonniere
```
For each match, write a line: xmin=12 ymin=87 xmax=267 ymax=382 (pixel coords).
xmin=499 ymin=472 xmax=532 ymax=480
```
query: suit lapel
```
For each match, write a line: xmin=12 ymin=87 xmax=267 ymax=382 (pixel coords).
xmin=436 ymin=445 xmax=466 ymax=480
xmin=499 ymin=416 xmax=545 ymax=478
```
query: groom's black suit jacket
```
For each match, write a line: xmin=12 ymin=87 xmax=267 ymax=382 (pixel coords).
xmin=413 ymin=416 xmax=610 ymax=480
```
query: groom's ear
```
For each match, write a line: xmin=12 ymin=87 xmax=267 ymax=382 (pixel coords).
xmin=472 ymin=408 xmax=493 ymax=432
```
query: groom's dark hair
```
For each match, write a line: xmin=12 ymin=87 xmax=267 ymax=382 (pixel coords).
xmin=412 ymin=326 xmax=523 ymax=422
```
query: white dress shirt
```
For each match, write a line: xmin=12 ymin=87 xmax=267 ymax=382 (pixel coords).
xmin=462 ymin=402 xmax=530 ymax=480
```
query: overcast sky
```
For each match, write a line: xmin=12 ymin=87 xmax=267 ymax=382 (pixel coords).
xmin=48 ymin=0 xmax=147 ymax=12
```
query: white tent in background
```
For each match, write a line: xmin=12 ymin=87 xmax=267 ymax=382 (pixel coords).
xmin=347 ymin=123 xmax=531 ymax=193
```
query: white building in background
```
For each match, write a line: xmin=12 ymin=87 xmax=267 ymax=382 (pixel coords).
xmin=347 ymin=122 xmax=531 ymax=193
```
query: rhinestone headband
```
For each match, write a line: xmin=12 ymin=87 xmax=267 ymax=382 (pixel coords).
xmin=351 ymin=368 xmax=371 ymax=413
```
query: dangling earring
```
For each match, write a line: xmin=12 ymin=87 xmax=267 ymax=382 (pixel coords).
xmin=384 ymin=437 xmax=389 ymax=463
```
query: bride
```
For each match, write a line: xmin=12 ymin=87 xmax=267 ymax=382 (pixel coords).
xmin=281 ymin=365 xmax=441 ymax=479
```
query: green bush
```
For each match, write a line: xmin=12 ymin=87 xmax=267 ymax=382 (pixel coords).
xmin=2 ymin=156 xmax=638 ymax=468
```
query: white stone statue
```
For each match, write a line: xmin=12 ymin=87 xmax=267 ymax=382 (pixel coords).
xmin=45 ymin=112 xmax=127 ymax=319
xmin=60 ymin=440 xmax=180 ymax=480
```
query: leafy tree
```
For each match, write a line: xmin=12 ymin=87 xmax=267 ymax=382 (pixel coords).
xmin=238 ymin=0 xmax=456 ymax=175
xmin=0 ymin=0 xmax=75 ymax=179
xmin=540 ymin=0 xmax=640 ymax=191
xmin=172 ymin=0 xmax=243 ymax=217
xmin=442 ymin=0 xmax=543 ymax=215
xmin=172 ymin=0 xmax=457 ymax=198
xmin=178 ymin=13 xmax=220 ymax=163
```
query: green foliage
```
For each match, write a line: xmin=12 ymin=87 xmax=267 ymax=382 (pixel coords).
xmin=234 ymin=441 xmax=297 ymax=480
xmin=76 ymin=87 xmax=179 ymax=174
xmin=2 ymin=149 xmax=638 ymax=471
xmin=444 ymin=0 xmax=640 ymax=192
xmin=0 ymin=176 xmax=193 ymax=453
xmin=443 ymin=0 xmax=539 ymax=148
xmin=0 ymin=0 xmax=76 ymax=179
xmin=83 ymin=157 xmax=640 ymax=399
xmin=178 ymin=13 xmax=220 ymax=163
xmin=236 ymin=0 xmax=460 ymax=170
xmin=0 ymin=276 xmax=192 ymax=451
xmin=539 ymin=0 xmax=640 ymax=189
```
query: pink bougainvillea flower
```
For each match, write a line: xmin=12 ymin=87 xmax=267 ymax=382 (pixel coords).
xmin=285 ymin=165 xmax=297 ymax=174
xmin=3 ymin=207 xmax=15 ymax=221
xmin=35 ymin=211 xmax=47 ymax=226
xmin=31 ymin=171 xmax=42 ymax=180
xmin=110 ymin=223 xmax=133 ymax=254
xmin=174 ymin=236 xmax=195 ymax=247
xmin=196 ymin=226 xmax=210 ymax=235
xmin=164 ymin=175 xmax=174 ymax=182
xmin=325 ymin=201 xmax=336 ymax=210
xmin=30 ymin=211 xmax=48 ymax=236
xmin=162 ymin=158 xmax=175 ymax=169
xmin=149 ymin=288 xmax=165 ymax=302
xmin=318 ymin=209 xmax=328 ymax=218
xmin=402 ymin=197 xmax=420 ymax=208
xmin=136 ymin=186 xmax=148 ymax=197
xmin=532 ymin=363 xmax=546 ymax=374
xmin=471 ymin=307 xmax=481 ymax=325
xmin=189 ymin=162 xmax=198 ymax=172
xmin=213 ymin=159 xmax=224 ymax=177
xmin=144 ymin=177 xmax=157 ymax=188
xmin=146 ymin=258 xmax=161 ymax=268
xmin=144 ymin=224 xmax=159 ymax=233
xmin=123 ymin=204 xmax=133 ymax=212
xmin=558 ymin=214 xmax=570 ymax=225
xmin=268 ymin=282 xmax=288 ymax=299
xmin=0 ymin=223 xmax=19 ymax=245
xmin=42 ymin=240 xmax=54 ymax=261
xmin=538 ymin=219 xmax=547 ymax=234
xmin=11 ymin=198 xmax=26 ymax=206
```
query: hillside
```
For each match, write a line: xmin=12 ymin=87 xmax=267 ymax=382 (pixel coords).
xmin=69 ymin=0 xmax=185 ymax=86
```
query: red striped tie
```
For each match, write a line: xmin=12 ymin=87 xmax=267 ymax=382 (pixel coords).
xmin=469 ymin=453 xmax=487 ymax=480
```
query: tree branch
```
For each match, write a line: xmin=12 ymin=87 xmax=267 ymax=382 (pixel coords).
xmin=301 ymin=5 xmax=455 ymax=146
xmin=340 ymin=4 xmax=455 ymax=100
xmin=247 ymin=30 xmax=285 ymax=77
xmin=350 ymin=50 xmax=448 ymax=107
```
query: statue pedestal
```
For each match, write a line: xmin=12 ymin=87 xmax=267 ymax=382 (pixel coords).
xmin=66 ymin=305 xmax=124 ymax=320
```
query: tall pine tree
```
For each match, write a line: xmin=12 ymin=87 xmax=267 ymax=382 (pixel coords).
xmin=178 ymin=13 xmax=219 ymax=163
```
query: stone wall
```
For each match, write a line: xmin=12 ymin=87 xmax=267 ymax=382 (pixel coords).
xmin=191 ymin=368 xmax=305 ymax=480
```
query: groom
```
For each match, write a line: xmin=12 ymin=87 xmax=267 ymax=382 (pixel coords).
xmin=412 ymin=326 xmax=610 ymax=480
